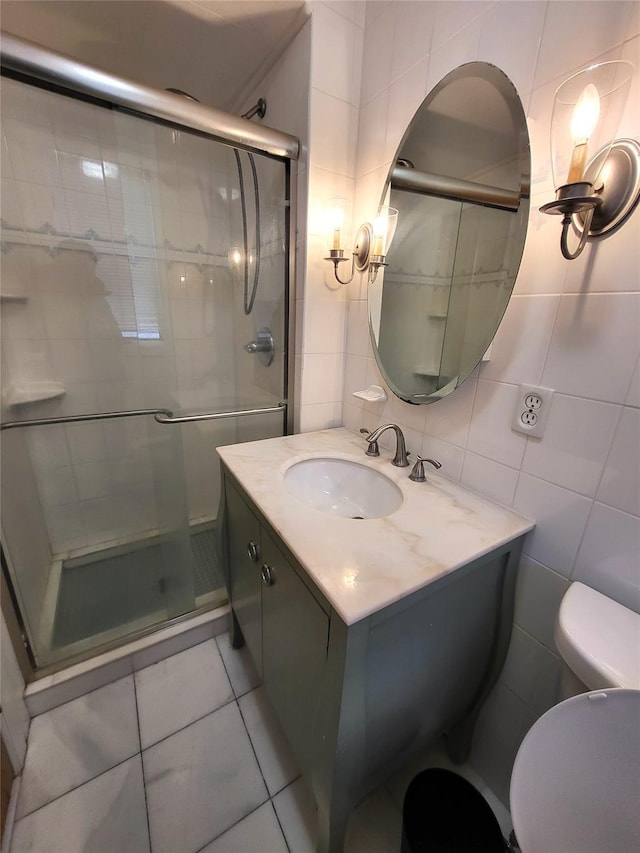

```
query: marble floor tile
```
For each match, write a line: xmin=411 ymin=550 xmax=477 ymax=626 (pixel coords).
xmin=216 ymin=631 xmax=261 ymax=697
xmin=10 ymin=756 xmax=149 ymax=853
xmin=239 ymin=686 xmax=300 ymax=796
xmin=135 ymin=638 xmax=233 ymax=748
xmin=272 ymin=776 xmax=318 ymax=853
xmin=345 ymin=787 xmax=403 ymax=853
xmin=199 ymin=802 xmax=288 ymax=853
xmin=143 ymin=702 xmax=268 ymax=853
xmin=16 ymin=675 xmax=139 ymax=819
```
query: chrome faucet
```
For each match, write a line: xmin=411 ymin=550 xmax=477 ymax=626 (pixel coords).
xmin=360 ymin=424 xmax=410 ymax=467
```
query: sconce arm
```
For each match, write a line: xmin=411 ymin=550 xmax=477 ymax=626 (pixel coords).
xmin=560 ymin=206 xmax=595 ymax=260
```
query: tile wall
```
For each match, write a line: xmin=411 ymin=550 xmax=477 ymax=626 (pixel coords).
xmin=329 ymin=0 xmax=639 ymax=804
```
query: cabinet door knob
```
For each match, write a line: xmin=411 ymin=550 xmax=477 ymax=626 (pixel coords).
xmin=247 ymin=541 xmax=260 ymax=562
xmin=261 ymin=563 xmax=275 ymax=586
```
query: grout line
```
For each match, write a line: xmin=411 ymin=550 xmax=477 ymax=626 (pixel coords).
xmin=191 ymin=797 xmax=273 ymax=853
xmin=236 ymin=694 xmax=272 ymax=797
xmin=15 ymin=752 xmax=141 ymax=823
xmin=270 ymin=796 xmax=293 ymax=853
xmin=133 ymin=673 xmax=153 ymax=852
xmin=140 ymin=693 xmax=238 ymax=753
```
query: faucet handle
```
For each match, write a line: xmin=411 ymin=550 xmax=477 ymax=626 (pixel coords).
xmin=409 ymin=456 xmax=442 ymax=482
xmin=359 ymin=427 xmax=380 ymax=457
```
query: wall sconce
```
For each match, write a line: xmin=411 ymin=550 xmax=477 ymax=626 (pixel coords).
xmin=540 ymin=60 xmax=639 ymax=260
xmin=323 ymin=197 xmax=398 ymax=284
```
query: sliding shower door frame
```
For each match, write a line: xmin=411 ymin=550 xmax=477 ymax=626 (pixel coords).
xmin=1 ymin=30 xmax=299 ymax=429
xmin=0 ymin=32 xmax=300 ymax=678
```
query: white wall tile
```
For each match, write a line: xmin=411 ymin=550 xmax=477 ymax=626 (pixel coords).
xmin=562 ymin=208 xmax=640 ymax=294
xmin=572 ymin=502 xmax=640 ymax=612
xmin=625 ymin=358 xmax=640 ymax=407
xmin=312 ymin=2 xmax=363 ymax=105
xmin=477 ymin=1 xmax=546 ymax=99
xmin=431 ymin=1 xmax=494 ymax=52
xmin=461 ymin=452 xmax=519 ymax=506
xmin=426 ymin=16 xmax=481 ymax=92
xmin=424 ymin=370 xmax=477 ymax=448
xmin=541 ymin=294 xmax=640 ymax=404
xmin=521 ymin=395 xmax=621 ymax=497
xmin=468 ymin=379 xmax=527 ymax=468
xmin=309 ymin=90 xmax=358 ymax=177
xmin=420 ymin=435 xmax=465 ymax=482
xmin=390 ymin=2 xmax=434 ymax=82
xmin=533 ymin=1 xmax=635 ymax=89
xmin=385 ymin=58 xmax=429 ymax=158
xmin=360 ymin=1 xmax=396 ymax=104
xmin=304 ymin=299 xmax=347 ymax=354
xmin=514 ymin=555 xmax=571 ymax=649
xmin=512 ymin=205 xmax=569 ymax=295
xmin=513 ymin=474 xmax=592 ymax=577
xmin=301 ymin=353 xmax=344 ymax=404
xmin=597 ymin=407 xmax=640 ymax=516
xmin=356 ymin=89 xmax=390 ymax=177
xmin=480 ymin=295 xmax=559 ymax=385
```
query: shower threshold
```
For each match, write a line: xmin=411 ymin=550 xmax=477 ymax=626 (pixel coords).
xmin=36 ymin=522 xmax=226 ymax=667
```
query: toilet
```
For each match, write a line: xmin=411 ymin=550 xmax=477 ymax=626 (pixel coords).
xmin=509 ymin=582 xmax=640 ymax=853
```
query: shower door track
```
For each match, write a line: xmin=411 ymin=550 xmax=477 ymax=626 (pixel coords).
xmin=0 ymin=32 xmax=299 ymax=160
xmin=0 ymin=404 xmax=287 ymax=431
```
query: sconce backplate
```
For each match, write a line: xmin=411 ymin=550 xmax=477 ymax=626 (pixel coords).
xmin=575 ymin=138 xmax=640 ymax=237
xmin=354 ymin=223 xmax=372 ymax=272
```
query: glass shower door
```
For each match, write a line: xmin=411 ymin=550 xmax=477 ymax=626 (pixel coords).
xmin=1 ymin=415 xmax=196 ymax=668
xmin=1 ymin=64 xmax=290 ymax=670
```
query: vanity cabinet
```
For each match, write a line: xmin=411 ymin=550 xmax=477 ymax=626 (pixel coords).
xmin=225 ymin=476 xmax=329 ymax=771
xmin=221 ymin=463 xmax=526 ymax=853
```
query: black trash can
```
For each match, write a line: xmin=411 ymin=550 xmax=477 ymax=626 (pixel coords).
xmin=401 ymin=767 xmax=506 ymax=853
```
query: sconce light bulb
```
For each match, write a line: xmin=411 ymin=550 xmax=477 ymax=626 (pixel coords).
xmin=566 ymin=83 xmax=600 ymax=184
xmin=571 ymin=83 xmax=601 ymax=143
xmin=230 ymin=247 xmax=242 ymax=267
xmin=372 ymin=215 xmax=387 ymax=256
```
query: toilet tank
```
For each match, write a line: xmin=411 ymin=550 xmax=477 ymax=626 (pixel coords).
xmin=554 ymin=582 xmax=640 ymax=691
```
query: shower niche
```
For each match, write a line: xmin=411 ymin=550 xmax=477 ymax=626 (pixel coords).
xmin=0 ymin=66 xmax=294 ymax=672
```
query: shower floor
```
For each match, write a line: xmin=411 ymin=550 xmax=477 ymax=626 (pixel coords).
xmin=52 ymin=528 xmax=224 ymax=649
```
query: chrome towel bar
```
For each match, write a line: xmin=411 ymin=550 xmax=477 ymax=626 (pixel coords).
xmin=0 ymin=404 xmax=285 ymax=430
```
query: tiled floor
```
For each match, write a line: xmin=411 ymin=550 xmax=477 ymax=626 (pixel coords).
xmin=9 ymin=635 xmax=512 ymax=852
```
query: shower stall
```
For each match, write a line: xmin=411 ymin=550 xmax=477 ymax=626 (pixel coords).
xmin=0 ymin=34 xmax=298 ymax=675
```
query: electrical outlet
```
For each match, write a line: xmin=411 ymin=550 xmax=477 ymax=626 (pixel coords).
xmin=512 ymin=384 xmax=554 ymax=438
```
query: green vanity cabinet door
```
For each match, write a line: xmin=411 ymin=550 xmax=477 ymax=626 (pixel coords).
xmin=225 ymin=478 xmax=263 ymax=677
xmin=260 ymin=526 xmax=330 ymax=774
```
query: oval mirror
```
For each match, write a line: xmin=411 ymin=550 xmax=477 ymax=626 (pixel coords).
xmin=368 ymin=62 xmax=530 ymax=404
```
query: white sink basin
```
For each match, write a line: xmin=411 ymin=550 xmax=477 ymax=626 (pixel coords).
xmin=284 ymin=457 xmax=403 ymax=519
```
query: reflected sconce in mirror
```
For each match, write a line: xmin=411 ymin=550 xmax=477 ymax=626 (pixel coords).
xmin=323 ymin=197 xmax=398 ymax=284
xmin=540 ymin=60 xmax=639 ymax=260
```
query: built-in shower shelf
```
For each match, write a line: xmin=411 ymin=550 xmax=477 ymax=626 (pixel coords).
xmin=6 ymin=381 xmax=66 ymax=406
xmin=0 ymin=293 xmax=29 ymax=303
xmin=427 ymin=312 xmax=447 ymax=319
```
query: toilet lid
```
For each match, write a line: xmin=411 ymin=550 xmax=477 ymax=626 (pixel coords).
xmin=510 ymin=689 xmax=640 ymax=853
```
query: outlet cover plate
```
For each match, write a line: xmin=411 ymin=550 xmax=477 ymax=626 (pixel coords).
xmin=512 ymin=384 xmax=554 ymax=438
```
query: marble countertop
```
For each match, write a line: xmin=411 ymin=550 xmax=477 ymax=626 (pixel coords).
xmin=217 ymin=428 xmax=534 ymax=626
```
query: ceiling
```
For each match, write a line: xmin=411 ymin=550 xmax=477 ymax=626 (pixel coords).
xmin=0 ymin=0 xmax=308 ymax=112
